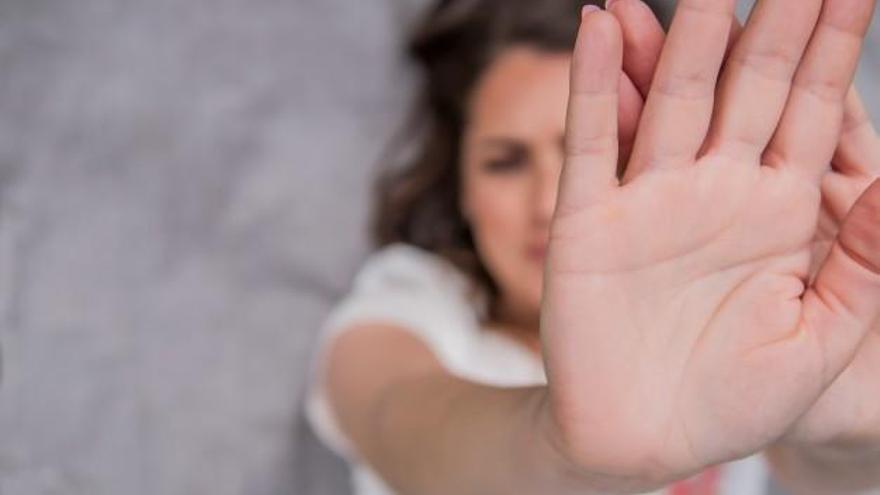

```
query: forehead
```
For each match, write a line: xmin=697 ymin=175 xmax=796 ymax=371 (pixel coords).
xmin=467 ymin=46 xmax=571 ymax=138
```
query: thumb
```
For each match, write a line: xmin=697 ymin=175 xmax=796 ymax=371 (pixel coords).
xmin=801 ymin=179 xmax=880 ymax=383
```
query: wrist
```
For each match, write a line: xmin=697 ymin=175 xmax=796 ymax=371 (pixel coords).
xmin=530 ymin=387 xmax=667 ymax=494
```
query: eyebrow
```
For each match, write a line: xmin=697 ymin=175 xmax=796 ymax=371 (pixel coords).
xmin=474 ymin=137 xmax=525 ymax=149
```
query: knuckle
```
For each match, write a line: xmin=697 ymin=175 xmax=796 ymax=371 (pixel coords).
xmin=728 ymin=47 xmax=801 ymax=83
xmin=653 ymin=71 xmax=715 ymax=100
xmin=565 ymin=134 xmax=616 ymax=158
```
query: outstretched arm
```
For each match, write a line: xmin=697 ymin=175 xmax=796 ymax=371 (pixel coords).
xmin=321 ymin=0 xmax=880 ymax=493
xmin=324 ymin=323 xmax=648 ymax=495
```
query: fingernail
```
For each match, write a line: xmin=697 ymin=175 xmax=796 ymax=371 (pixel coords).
xmin=582 ymin=4 xmax=601 ymax=18
xmin=604 ymin=0 xmax=618 ymax=10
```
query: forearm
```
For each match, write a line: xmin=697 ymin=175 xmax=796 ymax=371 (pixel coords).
xmin=767 ymin=445 xmax=880 ymax=495
xmin=361 ymin=374 xmax=641 ymax=495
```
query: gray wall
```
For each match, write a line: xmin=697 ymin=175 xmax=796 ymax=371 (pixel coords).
xmin=0 ymin=0 xmax=426 ymax=494
xmin=0 ymin=1 xmax=877 ymax=494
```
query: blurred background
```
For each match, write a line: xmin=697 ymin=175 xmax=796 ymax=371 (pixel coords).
xmin=0 ymin=1 xmax=877 ymax=494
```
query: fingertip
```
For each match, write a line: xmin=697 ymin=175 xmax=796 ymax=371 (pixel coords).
xmin=603 ymin=0 xmax=665 ymax=96
xmin=576 ymin=8 xmax=623 ymax=52
xmin=605 ymin=0 xmax=646 ymax=16
xmin=581 ymin=4 xmax=599 ymax=22
xmin=581 ymin=4 xmax=601 ymax=19
xmin=604 ymin=0 xmax=659 ymax=36
xmin=573 ymin=11 xmax=623 ymax=92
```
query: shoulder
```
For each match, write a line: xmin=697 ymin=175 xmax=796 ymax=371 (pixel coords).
xmin=306 ymin=245 xmax=485 ymax=458
xmin=321 ymin=243 xmax=485 ymax=359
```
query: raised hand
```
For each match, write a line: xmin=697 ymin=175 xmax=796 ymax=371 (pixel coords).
xmin=608 ymin=0 xmax=880 ymax=458
xmin=539 ymin=0 xmax=880 ymax=488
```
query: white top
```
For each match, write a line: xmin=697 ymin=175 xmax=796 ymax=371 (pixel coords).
xmin=305 ymin=244 xmax=770 ymax=495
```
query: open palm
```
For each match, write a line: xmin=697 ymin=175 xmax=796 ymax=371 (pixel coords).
xmin=540 ymin=0 xmax=880 ymax=485
xmin=609 ymin=0 xmax=880 ymax=455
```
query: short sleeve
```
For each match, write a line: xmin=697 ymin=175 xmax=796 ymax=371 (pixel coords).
xmin=304 ymin=244 xmax=483 ymax=459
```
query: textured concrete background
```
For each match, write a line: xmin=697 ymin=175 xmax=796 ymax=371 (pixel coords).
xmin=0 ymin=1 xmax=877 ymax=494
xmin=0 ymin=1 xmax=426 ymax=493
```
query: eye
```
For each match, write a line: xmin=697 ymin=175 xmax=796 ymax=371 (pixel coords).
xmin=482 ymin=148 xmax=528 ymax=174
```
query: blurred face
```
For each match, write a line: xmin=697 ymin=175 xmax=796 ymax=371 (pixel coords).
xmin=460 ymin=46 xmax=570 ymax=325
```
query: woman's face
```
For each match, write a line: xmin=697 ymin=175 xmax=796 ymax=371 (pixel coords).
xmin=461 ymin=46 xmax=570 ymax=323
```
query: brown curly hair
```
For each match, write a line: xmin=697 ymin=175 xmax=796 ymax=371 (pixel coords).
xmin=372 ymin=0 xmax=664 ymax=318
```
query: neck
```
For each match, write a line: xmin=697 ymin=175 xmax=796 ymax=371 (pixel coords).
xmin=494 ymin=297 xmax=542 ymax=354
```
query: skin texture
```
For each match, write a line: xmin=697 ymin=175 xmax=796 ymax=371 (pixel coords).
xmin=604 ymin=1 xmax=880 ymax=491
xmin=322 ymin=0 xmax=880 ymax=493
xmin=541 ymin=0 xmax=880 ymax=485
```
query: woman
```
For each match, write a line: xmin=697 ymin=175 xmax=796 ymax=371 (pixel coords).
xmin=306 ymin=0 xmax=880 ymax=493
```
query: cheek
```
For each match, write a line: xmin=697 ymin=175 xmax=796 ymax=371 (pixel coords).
xmin=465 ymin=177 xmax=529 ymax=246
xmin=464 ymin=176 xmax=538 ymax=291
